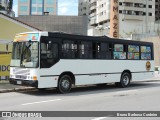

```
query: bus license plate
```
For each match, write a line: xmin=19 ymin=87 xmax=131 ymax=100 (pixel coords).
xmin=17 ymin=81 xmax=22 ymax=85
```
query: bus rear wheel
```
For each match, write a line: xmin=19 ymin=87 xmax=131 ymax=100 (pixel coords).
xmin=116 ymin=72 xmax=131 ymax=88
xmin=58 ymin=75 xmax=72 ymax=94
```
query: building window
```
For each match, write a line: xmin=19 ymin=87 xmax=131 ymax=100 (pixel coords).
xmin=148 ymin=5 xmax=152 ymax=8
xmin=38 ymin=7 xmax=42 ymax=12
xmin=20 ymin=6 xmax=28 ymax=11
xmin=32 ymin=0 xmax=36 ymax=4
xmin=38 ymin=0 xmax=43 ymax=4
xmin=149 ymin=13 xmax=152 ymax=16
xmin=32 ymin=7 xmax=36 ymax=12
xmin=46 ymin=7 xmax=54 ymax=12
xmin=46 ymin=0 xmax=54 ymax=4
xmin=20 ymin=0 xmax=28 ymax=3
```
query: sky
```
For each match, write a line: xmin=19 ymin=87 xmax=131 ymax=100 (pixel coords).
xmin=13 ymin=0 xmax=78 ymax=17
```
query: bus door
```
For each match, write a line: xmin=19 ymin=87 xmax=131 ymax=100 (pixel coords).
xmin=40 ymin=36 xmax=60 ymax=69
xmin=39 ymin=36 xmax=61 ymax=88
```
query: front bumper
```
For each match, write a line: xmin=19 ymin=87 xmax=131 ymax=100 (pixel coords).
xmin=9 ymin=78 xmax=38 ymax=88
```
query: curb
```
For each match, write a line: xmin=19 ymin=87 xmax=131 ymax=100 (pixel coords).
xmin=0 ymin=87 xmax=36 ymax=93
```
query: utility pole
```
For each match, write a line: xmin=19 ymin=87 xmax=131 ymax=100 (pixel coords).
xmin=109 ymin=0 xmax=119 ymax=38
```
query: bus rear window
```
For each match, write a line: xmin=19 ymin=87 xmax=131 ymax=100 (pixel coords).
xmin=141 ymin=46 xmax=151 ymax=60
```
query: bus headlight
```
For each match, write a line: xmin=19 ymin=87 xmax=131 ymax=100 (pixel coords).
xmin=10 ymin=74 xmax=15 ymax=78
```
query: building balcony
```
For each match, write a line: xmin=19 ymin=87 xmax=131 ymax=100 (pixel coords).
xmin=89 ymin=12 xmax=96 ymax=18
xmin=119 ymin=6 xmax=145 ymax=12
xmin=119 ymin=0 xmax=145 ymax=4
xmin=90 ymin=0 xmax=96 ymax=4
xmin=122 ymin=14 xmax=144 ymax=21
xmin=90 ymin=5 xmax=96 ymax=11
xmin=90 ymin=19 xmax=97 ymax=25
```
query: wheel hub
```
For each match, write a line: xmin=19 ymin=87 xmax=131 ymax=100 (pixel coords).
xmin=123 ymin=76 xmax=129 ymax=85
xmin=61 ymin=80 xmax=70 ymax=89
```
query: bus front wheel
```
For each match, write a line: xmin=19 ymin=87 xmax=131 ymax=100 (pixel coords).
xmin=58 ymin=75 xmax=72 ymax=94
xmin=116 ymin=72 xmax=131 ymax=88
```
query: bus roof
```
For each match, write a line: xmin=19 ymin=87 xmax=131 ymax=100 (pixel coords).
xmin=14 ymin=31 xmax=153 ymax=46
xmin=47 ymin=32 xmax=153 ymax=46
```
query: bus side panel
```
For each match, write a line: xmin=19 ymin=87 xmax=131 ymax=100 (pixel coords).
xmin=75 ymin=74 xmax=121 ymax=85
xmin=131 ymin=60 xmax=154 ymax=81
xmin=38 ymin=60 xmax=154 ymax=88
xmin=38 ymin=76 xmax=58 ymax=88
xmin=132 ymin=72 xmax=154 ymax=81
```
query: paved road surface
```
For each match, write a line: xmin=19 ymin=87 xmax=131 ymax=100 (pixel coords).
xmin=0 ymin=81 xmax=160 ymax=120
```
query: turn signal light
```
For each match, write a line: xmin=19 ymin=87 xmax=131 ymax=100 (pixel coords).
xmin=33 ymin=76 xmax=37 ymax=80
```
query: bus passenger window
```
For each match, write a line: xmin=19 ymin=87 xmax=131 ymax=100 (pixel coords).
xmin=79 ymin=41 xmax=92 ymax=59
xmin=114 ymin=44 xmax=126 ymax=59
xmin=62 ymin=40 xmax=77 ymax=59
xmin=97 ymin=43 xmax=111 ymax=59
xmin=128 ymin=45 xmax=139 ymax=60
xmin=141 ymin=46 xmax=151 ymax=60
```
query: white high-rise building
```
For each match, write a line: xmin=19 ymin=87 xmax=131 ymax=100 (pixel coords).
xmin=78 ymin=0 xmax=89 ymax=16
xmin=79 ymin=0 xmax=160 ymax=38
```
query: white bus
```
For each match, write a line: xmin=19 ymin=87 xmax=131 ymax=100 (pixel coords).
xmin=10 ymin=31 xmax=154 ymax=93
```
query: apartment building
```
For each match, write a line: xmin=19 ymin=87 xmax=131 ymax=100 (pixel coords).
xmin=155 ymin=0 xmax=160 ymax=21
xmin=78 ymin=0 xmax=89 ymax=16
xmin=18 ymin=0 xmax=57 ymax=16
xmin=79 ymin=0 xmax=160 ymax=38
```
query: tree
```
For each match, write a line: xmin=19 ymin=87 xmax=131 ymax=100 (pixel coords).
xmin=7 ymin=0 xmax=13 ymax=14
xmin=0 ymin=5 xmax=5 ymax=11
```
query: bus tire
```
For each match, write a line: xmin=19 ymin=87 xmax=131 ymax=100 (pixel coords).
xmin=117 ymin=72 xmax=131 ymax=88
xmin=58 ymin=75 xmax=72 ymax=94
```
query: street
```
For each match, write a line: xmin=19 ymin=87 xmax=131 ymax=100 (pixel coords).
xmin=0 ymin=80 xmax=160 ymax=120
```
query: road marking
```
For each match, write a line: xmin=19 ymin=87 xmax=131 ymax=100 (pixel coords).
xmin=92 ymin=117 xmax=108 ymax=120
xmin=116 ymin=90 xmax=138 ymax=94
xmin=21 ymin=99 xmax=62 ymax=106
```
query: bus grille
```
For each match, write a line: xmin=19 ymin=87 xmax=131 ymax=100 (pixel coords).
xmin=15 ymin=75 xmax=27 ymax=79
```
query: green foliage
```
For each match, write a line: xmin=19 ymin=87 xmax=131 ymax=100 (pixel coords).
xmin=0 ymin=5 xmax=5 ymax=10
xmin=6 ymin=0 xmax=13 ymax=14
xmin=8 ymin=0 xmax=13 ymax=11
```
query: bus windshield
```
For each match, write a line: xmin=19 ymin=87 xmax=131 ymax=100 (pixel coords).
xmin=11 ymin=41 xmax=39 ymax=68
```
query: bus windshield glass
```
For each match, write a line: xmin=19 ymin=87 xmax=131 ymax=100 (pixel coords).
xmin=11 ymin=41 xmax=39 ymax=68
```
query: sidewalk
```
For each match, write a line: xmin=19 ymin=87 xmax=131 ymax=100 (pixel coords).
xmin=0 ymin=81 xmax=35 ymax=93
